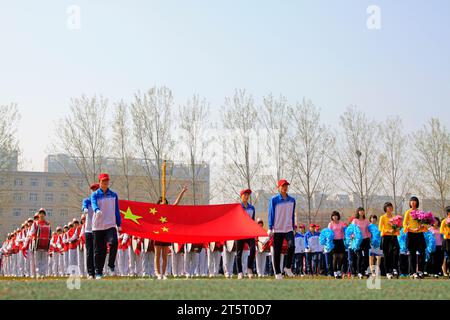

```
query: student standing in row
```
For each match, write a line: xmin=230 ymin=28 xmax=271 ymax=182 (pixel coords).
xmin=91 ymin=173 xmax=121 ymax=280
xmin=236 ymin=188 xmax=256 ymax=279
xmin=379 ymin=202 xmax=400 ymax=279
xmin=267 ymin=179 xmax=296 ymax=280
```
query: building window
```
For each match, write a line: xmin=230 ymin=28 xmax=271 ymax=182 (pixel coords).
xmin=0 ymin=177 xmax=5 ymax=186
xmin=29 ymin=208 xmax=37 ymax=216
xmin=62 ymin=180 xmax=69 ymax=188
xmin=46 ymin=180 xmax=54 ymax=188
xmin=46 ymin=208 xmax=53 ymax=217
xmin=13 ymin=208 xmax=21 ymax=217
xmin=30 ymin=178 xmax=39 ymax=187
xmin=29 ymin=193 xmax=38 ymax=202
xmin=60 ymin=209 xmax=68 ymax=217
xmin=13 ymin=193 xmax=23 ymax=201
xmin=14 ymin=178 xmax=23 ymax=186
xmin=60 ymin=193 xmax=68 ymax=202
xmin=45 ymin=193 xmax=54 ymax=202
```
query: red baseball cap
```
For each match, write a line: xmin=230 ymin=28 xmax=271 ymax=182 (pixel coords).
xmin=277 ymin=179 xmax=290 ymax=188
xmin=309 ymin=223 xmax=315 ymax=228
xmin=315 ymin=224 xmax=320 ymax=228
xmin=90 ymin=183 xmax=100 ymax=191
xmin=240 ymin=188 xmax=252 ymax=196
xmin=299 ymin=224 xmax=305 ymax=228
xmin=98 ymin=173 xmax=110 ymax=181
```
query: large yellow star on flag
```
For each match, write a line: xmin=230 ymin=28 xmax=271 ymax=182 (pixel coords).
xmin=159 ymin=216 xmax=168 ymax=223
xmin=120 ymin=207 xmax=143 ymax=225
xmin=161 ymin=226 xmax=169 ymax=232
xmin=149 ymin=208 xmax=157 ymax=215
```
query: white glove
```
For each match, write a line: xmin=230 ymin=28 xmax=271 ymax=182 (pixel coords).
xmin=84 ymin=208 xmax=89 ymax=214
xmin=267 ymin=229 xmax=274 ymax=237
xmin=96 ymin=210 xmax=103 ymax=216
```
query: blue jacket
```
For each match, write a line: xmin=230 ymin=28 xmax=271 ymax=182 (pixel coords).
xmin=241 ymin=202 xmax=256 ymax=220
xmin=91 ymin=188 xmax=121 ymax=231
xmin=268 ymin=193 xmax=296 ymax=233
xmin=304 ymin=231 xmax=321 ymax=252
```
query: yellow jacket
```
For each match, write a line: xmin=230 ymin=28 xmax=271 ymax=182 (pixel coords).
xmin=403 ymin=209 xmax=427 ymax=233
xmin=440 ymin=219 xmax=450 ymax=239
xmin=379 ymin=214 xmax=400 ymax=236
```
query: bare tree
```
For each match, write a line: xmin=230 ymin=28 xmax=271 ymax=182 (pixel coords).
xmin=289 ymin=99 xmax=334 ymax=224
xmin=414 ymin=118 xmax=450 ymax=216
xmin=259 ymin=94 xmax=292 ymax=186
xmin=335 ymin=106 xmax=382 ymax=211
xmin=53 ymin=95 xmax=109 ymax=197
xmin=379 ymin=116 xmax=411 ymax=214
xmin=178 ymin=95 xmax=211 ymax=204
xmin=217 ymin=89 xmax=262 ymax=202
xmin=111 ymin=100 xmax=135 ymax=200
xmin=0 ymin=103 xmax=20 ymax=211
xmin=130 ymin=86 xmax=174 ymax=201
xmin=0 ymin=103 xmax=20 ymax=171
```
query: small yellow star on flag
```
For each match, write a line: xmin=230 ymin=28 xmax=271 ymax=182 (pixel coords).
xmin=161 ymin=226 xmax=169 ymax=232
xmin=120 ymin=207 xmax=142 ymax=225
xmin=149 ymin=208 xmax=157 ymax=215
xmin=159 ymin=216 xmax=168 ymax=223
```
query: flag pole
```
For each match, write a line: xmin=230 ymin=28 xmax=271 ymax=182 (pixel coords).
xmin=162 ymin=160 xmax=167 ymax=204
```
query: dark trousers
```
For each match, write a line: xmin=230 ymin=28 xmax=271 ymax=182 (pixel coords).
xmin=93 ymin=227 xmax=118 ymax=276
xmin=85 ymin=232 xmax=95 ymax=277
xmin=382 ymin=235 xmax=399 ymax=274
xmin=293 ymin=253 xmax=305 ymax=275
xmin=407 ymin=232 xmax=426 ymax=274
xmin=306 ymin=252 xmax=321 ymax=275
xmin=324 ymin=252 xmax=332 ymax=275
xmin=356 ymin=238 xmax=370 ymax=275
xmin=273 ymin=231 xmax=295 ymax=274
xmin=429 ymin=245 xmax=444 ymax=275
xmin=236 ymin=238 xmax=256 ymax=273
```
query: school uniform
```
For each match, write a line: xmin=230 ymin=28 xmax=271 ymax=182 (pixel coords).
xmin=129 ymin=236 xmax=143 ymax=276
xmin=91 ymin=187 xmax=121 ymax=276
xmin=305 ymin=231 xmax=321 ymax=275
xmin=207 ymin=242 xmax=223 ymax=277
xmin=67 ymin=226 xmax=80 ymax=273
xmin=82 ymin=197 xmax=96 ymax=278
xmin=222 ymin=242 xmax=236 ymax=277
xmin=268 ymin=193 xmax=296 ymax=275
xmin=184 ymin=243 xmax=202 ymax=277
xmin=294 ymin=232 xmax=306 ymax=275
xmin=141 ymin=239 xmax=155 ymax=277
xmin=171 ymin=244 xmax=185 ymax=277
xmin=117 ymin=233 xmax=131 ymax=276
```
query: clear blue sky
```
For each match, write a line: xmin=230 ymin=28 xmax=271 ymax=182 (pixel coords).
xmin=1 ymin=0 xmax=449 ymax=170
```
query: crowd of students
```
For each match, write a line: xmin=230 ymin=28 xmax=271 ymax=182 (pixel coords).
xmin=1 ymin=175 xmax=449 ymax=280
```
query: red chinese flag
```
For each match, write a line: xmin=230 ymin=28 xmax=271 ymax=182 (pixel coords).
xmin=119 ymin=200 xmax=267 ymax=243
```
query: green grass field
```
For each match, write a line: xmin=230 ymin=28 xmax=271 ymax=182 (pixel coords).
xmin=1 ymin=276 xmax=449 ymax=300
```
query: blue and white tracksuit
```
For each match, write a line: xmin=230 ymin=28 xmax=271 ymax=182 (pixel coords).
xmin=268 ymin=193 xmax=296 ymax=275
xmin=305 ymin=231 xmax=321 ymax=275
xmin=91 ymin=189 xmax=121 ymax=231
xmin=294 ymin=232 xmax=306 ymax=275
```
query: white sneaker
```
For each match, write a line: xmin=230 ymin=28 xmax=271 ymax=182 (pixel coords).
xmin=225 ymin=272 xmax=230 ymax=278
xmin=108 ymin=267 xmax=116 ymax=277
xmin=163 ymin=275 xmax=168 ymax=280
xmin=357 ymin=273 xmax=363 ymax=279
xmin=238 ymin=273 xmax=243 ymax=279
xmin=247 ymin=268 xmax=254 ymax=279
xmin=157 ymin=274 xmax=163 ymax=280
xmin=95 ymin=275 xmax=103 ymax=280
xmin=387 ymin=273 xmax=393 ymax=279
xmin=275 ymin=274 xmax=283 ymax=280
xmin=284 ymin=268 xmax=294 ymax=277
xmin=185 ymin=274 xmax=190 ymax=279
